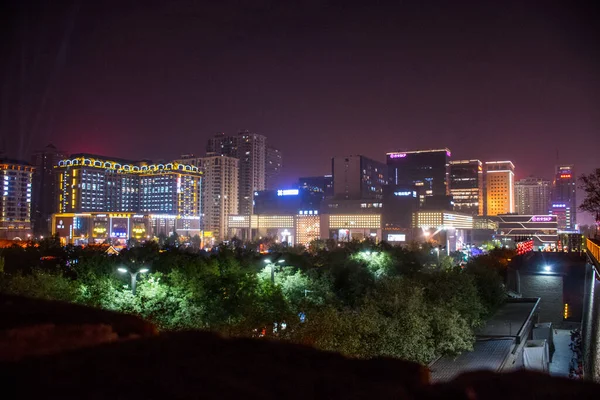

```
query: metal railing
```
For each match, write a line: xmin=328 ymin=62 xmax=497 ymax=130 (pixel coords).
xmin=586 ymin=238 xmax=600 ymax=267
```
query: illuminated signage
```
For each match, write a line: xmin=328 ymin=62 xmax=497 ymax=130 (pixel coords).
xmin=389 ymin=153 xmax=406 ymax=159
xmin=531 ymin=216 xmax=553 ymax=222
xmin=298 ymin=210 xmax=318 ymax=215
xmin=394 ymin=191 xmax=417 ymax=197
xmin=552 ymin=204 xmax=566 ymax=208
xmin=96 ymin=214 xmax=107 ymax=217
xmin=56 ymin=220 xmax=64 ymax=229
xmin=231 ymin=216 xmax=246 ymax=221
xmin=387 ymin=234 xmax=406 ymax=242
xmin=277 ymin=189 xmax=299 ymax=196
xmin=560 ymin=174 xmax=572 ymax=179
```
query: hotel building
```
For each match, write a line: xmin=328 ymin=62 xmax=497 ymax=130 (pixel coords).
xmin=449 ymin=159 xmax=483 ymax=215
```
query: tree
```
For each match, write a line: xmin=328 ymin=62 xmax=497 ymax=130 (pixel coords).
xmin=579 ymin=168 xmax=600 ymax=237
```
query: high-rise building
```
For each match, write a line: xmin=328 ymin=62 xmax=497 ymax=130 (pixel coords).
xmin=199 ymin=155 xmax=239 ymax=242
xmin=207 ymin=131 xmax=267 ymax=215
xmin=332 ymin=155 xmax=387 ymax=200
xmin=298 ymin=175 xmax=334 ymax=198
xmin=265 ymin=146 xmax=282 ymax=190
xmin=386 ymin=149 xmax=450 ymax=204
xmin=0 ymin=159 xmax=34 ymax=239
xmin=449 ymin=160 xmax=483 ymax=215
xmin=484 ymin=161 xmax=515 ymax=216
xmin=515 ymin=177 xmax=551 ymax=216
xmin=56 ymin=154 xmax=201 ymax=216
xmin=31 ymin=144 xmax=67 ymax=235
xmin=551 ymin=165 xmax=577 ymax=230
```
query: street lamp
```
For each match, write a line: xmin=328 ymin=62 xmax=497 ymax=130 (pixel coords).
xmin=264 ymin=259 xmax=285 ymax=284
xmin=118 ymin=266 xmax=149 ymax=295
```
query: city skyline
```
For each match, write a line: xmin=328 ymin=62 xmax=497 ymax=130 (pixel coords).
xmin=1 ymin=1 xmax=598 ymax=224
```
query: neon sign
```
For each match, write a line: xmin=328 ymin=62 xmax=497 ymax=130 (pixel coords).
xmin=389 ymin=153 xmax=406 ymax=159
xmin=531 ymin=216 xmax=553 ymax=222
xmin=277 ymin=189 xmax=299 ymax=196
xmin=560 ymin=174 xmax=572 ymax=179
xmin=552 ymin=204 xmax=566 ymax=208
xmin=394 ymin=191 xmax=417 ymax=197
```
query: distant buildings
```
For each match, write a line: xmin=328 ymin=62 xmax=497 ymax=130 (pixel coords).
xmin=551 ymin=165 xmax=576 ymax=230
xmin=449 ymin=159 xmax=483 ymax=216
xmin=332 ymin=155 xmax=387 ymax=200
xmin=0 ymin=159 xmax=34 ymax=239
xmin=386 ymin=149 xmax=450 ymax=205
xmin=496 ymin=214 xmax=558 ymax=249
xmin=515 ymin=177 xmax=551 ymax=216
xmin=484 ymin=161 xmax=515 ymax=216
xmin=31 ymin=144 xmax=66 ymax=235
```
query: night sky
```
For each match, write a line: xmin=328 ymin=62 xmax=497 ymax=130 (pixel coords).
xmin=1 ymin=1 xmax=598 ymax=221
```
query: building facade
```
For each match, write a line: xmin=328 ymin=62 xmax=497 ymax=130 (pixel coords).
xmin=332 ymin=155 xmax=387 ymax=200
xmin=0 ymin=159 xmax=34 ymax=239
xmin=56 ymin=154 xmax=201 ymax=217
xmin=484 ymin=161 xmax=515 ymax=216
xmin=386 ymin=148 xmax=450 ymax=205
xmin=551 ymin=165 xmax=576 ymax=230
xmin=265 ymin=146 xmax=282 ymax=190
xmin=449 ymin=159 xmax=483 ymax=215
xmin=515 ymin=177 xmax=551 ymax=216
xmin=207 ymin=131 xmax=268 ymax=215
xmin=31 ymin=144 xmax=66 ymax=235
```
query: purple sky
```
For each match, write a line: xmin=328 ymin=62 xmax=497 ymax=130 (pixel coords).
xmin=1 ymin=0 xmax=598 ymax=223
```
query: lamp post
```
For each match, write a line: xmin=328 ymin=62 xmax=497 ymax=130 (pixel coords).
xmin=118 ymin=266 xmax=149 ymax=295
xmin=264 ymin=258 xmax=285 ymax=284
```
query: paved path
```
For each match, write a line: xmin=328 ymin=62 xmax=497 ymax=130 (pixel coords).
xmin=550 ymin=329 xmax=571 ymax=377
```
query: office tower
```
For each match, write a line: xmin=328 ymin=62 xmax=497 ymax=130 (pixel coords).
xmin=386 ymin=149 xmax=450 ymax=204
xmin=0 ymin=159 xmax=34 ymax=239
xmin=449 ymin=160 xmax=483 ymax=215
xmin=265 ymin=146 xmax=282 ymax=190
xmin=56 ymin=154 xmax=201 ymax=216
xmin=551 ymin=165 xmax=577 ymax=230
xmin=198 ymin=155 xmax=239 ymax=242
xmin=484 ymin=161 xmax=515 ymax=216
xmin=298 ymin=175 xmax=334 ymax=198
xmin=515 ymin=177 xmax=551 ymax=216
xmin=332 ymin=155 xmax=387 ymax=200
xmin=207 ymin=131 xmax=267 ymax=215
xmin=30 ymin=144 xmax=67 ymax=235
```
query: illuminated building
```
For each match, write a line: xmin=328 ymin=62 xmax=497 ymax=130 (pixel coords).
xmin=265 ymin=146 xmax=282 ymax=190
xmin=298 ymin=175 xmax=333 ymax=198
xmin=551 ymin=165 xmax=576 ymax=230
xmin=328 ymin=214 xmax=382 ymax=241
xmin=496 ymin=214 xmax=558 ymax=249
xmin=57 ymin=154 xmax=201 ymax=216
xmin=484 ymin=161 xmax=515 ymax=216
xmin=55 ymin=155 xmax=201 ymax=242
xmin=51 ymin=212 xmax=201 ymax=245
xmin=515 ymin=177 xmax=551 ymax=216
xmin=207 ymin=131 xmax=269 ymax=215
xmin=449 ymin=159 xmax=483 ymax=215
xmin=412 ymin=211 xmax=474 ymax=230
xmin=0 ymin=159 xmax=34 ymax=240
xmin=332 ymin=155 xmax=387 ymax=200
xmin=31 ymin=144 xmax=66 ymax=235
xmin=386 ymin=148 xmax=450 ymax=205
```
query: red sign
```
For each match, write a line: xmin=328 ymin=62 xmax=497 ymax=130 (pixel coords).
xmin=516 ymin=240 xmax=534 ymax=255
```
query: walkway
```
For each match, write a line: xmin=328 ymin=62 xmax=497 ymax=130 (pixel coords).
xmin=550 ymin=329 xmax=571 ymax=377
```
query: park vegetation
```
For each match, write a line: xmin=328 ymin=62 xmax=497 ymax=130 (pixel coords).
xmin=0 ymin=236 xmax=508 ymax=364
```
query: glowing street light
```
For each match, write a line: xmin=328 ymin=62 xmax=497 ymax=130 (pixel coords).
xmin=264 ymin=258 xmax=285 ymax=284
xmin=543 ymin=265 xmax=551 ymax=272
xmin=118 ymin=266 xmax=149 ymax=295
